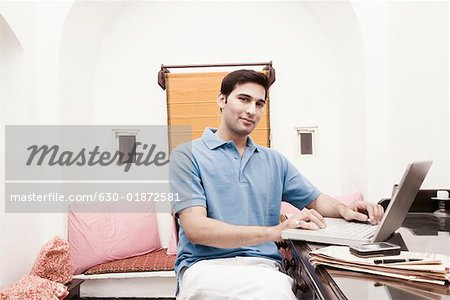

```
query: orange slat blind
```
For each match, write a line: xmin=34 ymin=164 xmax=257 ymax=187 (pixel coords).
xmin=165 ymin=71 xmax=271 ymax=148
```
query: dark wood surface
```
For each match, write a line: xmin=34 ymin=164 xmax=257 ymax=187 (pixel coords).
xmin=283 ymin=240 xmax=346 ymax=300
xmin=66 ymin=279 xmax=84 ymax=300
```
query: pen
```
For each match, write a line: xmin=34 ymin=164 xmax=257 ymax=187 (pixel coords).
xmin=373 ymin=258 xmax=423 ymax=264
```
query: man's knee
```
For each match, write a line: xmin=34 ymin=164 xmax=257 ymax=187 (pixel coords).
xmin=178 ymin=258 xmax=297 ymax=300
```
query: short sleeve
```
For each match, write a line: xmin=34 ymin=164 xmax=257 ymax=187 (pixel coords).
xmin=169 ymin=145 xmax=207 ymax=215
xmin=281 ymin=157 xmax=320 ymax=209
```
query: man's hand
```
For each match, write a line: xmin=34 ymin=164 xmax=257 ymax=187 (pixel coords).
xmin=338 ymin=200 xmax=384 ymax=224
xmin=272 ymin=208 xmax=326 ymax=242
xmin=307 ymin=194 xmax=385 ymax=225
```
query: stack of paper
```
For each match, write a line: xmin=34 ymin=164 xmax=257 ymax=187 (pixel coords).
xmin=310 ymin=246 xmax=450 ymax=285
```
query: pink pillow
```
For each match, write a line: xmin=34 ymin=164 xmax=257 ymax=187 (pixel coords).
xmin=280 ymin=192 xmax=364 ymax=215
xmin=29 ymin=236 xmax=73 ymax=284
xmin=68 ymin=209 xmax=162 ymax=274
xmin=166 ymin=219 xmax=177 ymax=256
xmin=0 ymin=275 xmax=68 ymax=300
xmin=334 ymin=192 xmax=364 ymax=206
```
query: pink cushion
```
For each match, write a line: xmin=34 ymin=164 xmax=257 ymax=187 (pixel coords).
xmin=29 ymin=236 xmax=73 ymax=284
xmin=280 ymin=192 xmax=364 ymax=215
xmin=166 ymin=219 xmax=177 ymax=256
xmin=0 ymin=275 xmax=68 ymax=300
xmin=68 ymin=209 xmax=162 ymax=274
xmin=334 ymin=192 xmax=364 ymax=205
xmin=85 ymin=249 xmax=175 ymax=274
xmin=280 ymin=202 xmax=301 ymax=214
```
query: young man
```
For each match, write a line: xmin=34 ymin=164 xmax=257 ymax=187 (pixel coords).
xmin=170 ymin=69 xmax=384 ymax=299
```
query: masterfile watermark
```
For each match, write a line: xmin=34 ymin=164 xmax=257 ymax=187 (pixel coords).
xmin=6 ymin=125 xmax=190 ymax=180
xmin=5 ymin=125 xmax=193 ymax=213
xmin=26 ymin=143 xmax=169 ymax=172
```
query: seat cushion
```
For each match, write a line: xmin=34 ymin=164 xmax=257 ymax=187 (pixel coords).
xmin=68 ymin=208 xmax=162 ymax=275
xmin=84 ymin=249 xmax=175 ymax=275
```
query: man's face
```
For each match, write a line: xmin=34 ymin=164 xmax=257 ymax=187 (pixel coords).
xmin=218 ymin=82 xmax=266 ymax=137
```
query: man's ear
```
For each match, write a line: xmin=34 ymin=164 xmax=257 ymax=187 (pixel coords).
xmin=217 ymin=93 xmax=226 ymax=109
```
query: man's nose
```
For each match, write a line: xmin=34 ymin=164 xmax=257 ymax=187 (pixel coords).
xmin=246 ymin=103 xmax=256 ymax=115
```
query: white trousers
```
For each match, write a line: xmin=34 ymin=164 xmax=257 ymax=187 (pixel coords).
xmin=177 ymin=257 xmax=297 ymax=300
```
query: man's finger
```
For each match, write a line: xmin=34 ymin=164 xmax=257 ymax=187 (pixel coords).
xmin=369 ymin=204 xmax=382 ymax=224
xmin=294 ymin=210 xmax=325 ymax=228
xmin=375 ymin=204 xmax=384 ymax=223
xmin=301 ymin=208 xmax=326 ymax=228
xmin=309 ymin=209 xmax=326 ymax=225
xmin=297 ymin=220 xmax=319 ymax=230
xmin=346 ymin=209 xmax=368 ymax=222
xmin=364 ymin=204 xmax=375 ymax=224
xmin=307 ymin=210 xmax=326 ymax=228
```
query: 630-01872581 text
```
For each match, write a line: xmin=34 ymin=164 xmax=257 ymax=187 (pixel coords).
xmin=9 ymin=192 xmax=180 ymax=202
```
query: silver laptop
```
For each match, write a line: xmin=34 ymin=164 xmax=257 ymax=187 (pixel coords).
xmin=281 ymin=161 xmax=433 ymax=246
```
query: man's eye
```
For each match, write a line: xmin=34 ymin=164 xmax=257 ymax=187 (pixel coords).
xmin=257 ymin=102 xmax=265 ymax=107
xmin=240 ymin=97 xmax=249 ymax=102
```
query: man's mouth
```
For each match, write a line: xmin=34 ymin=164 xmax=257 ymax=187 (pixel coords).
xmin=239 ymin=117 xmax=255 ymax=124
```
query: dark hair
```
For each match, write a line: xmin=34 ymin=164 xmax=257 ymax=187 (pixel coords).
xmin=220 ymin=69 xmax=270 ymax=99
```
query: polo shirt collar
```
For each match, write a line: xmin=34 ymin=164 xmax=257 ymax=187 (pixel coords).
xmin=202 ymin=128 xmax=260 ymax=152
xmin=246 ymin=135 xmax=259 ymax=152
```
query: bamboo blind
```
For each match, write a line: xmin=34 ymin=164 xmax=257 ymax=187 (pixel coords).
xmin=165 ymin=71 xmax=271 ymax=148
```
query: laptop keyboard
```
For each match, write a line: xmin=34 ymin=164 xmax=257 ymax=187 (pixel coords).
xmin=325 ymin=222 xmax=378 ymax=239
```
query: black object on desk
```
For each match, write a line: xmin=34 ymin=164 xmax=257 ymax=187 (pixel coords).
xmin=373 ymin=258 xmax=423 ymax=264
xmin=379 ymin=189 xmax=450 ymax=213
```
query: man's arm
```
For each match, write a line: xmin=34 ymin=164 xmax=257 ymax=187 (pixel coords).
xmin=307 ymin=193 xmax=384 ymax=224
xmin=178 ymin=206 xmax=326 ymax=248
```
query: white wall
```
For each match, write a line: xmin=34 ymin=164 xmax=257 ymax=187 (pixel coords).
xmin=353 ymin=1 xmax=449 ymax=200
xmin=0 ymin=12 xmax=24 ymax=290
xmin=0 ymin=0 xmax=448 ymax=289
xmin=0 ymin=0 xmax=74 ymax=289
xmin=60 ymin=1 xmax=346 ymax=193
xmin=301 ymin=1 xmax=367 ymax=196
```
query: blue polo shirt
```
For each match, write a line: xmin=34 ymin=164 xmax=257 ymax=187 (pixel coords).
xmin=169 ymin=128 xmax=320 ymax=282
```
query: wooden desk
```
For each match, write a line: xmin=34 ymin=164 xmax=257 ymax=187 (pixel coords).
xmin=284 ymin=213 xmax=450 ymax=300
